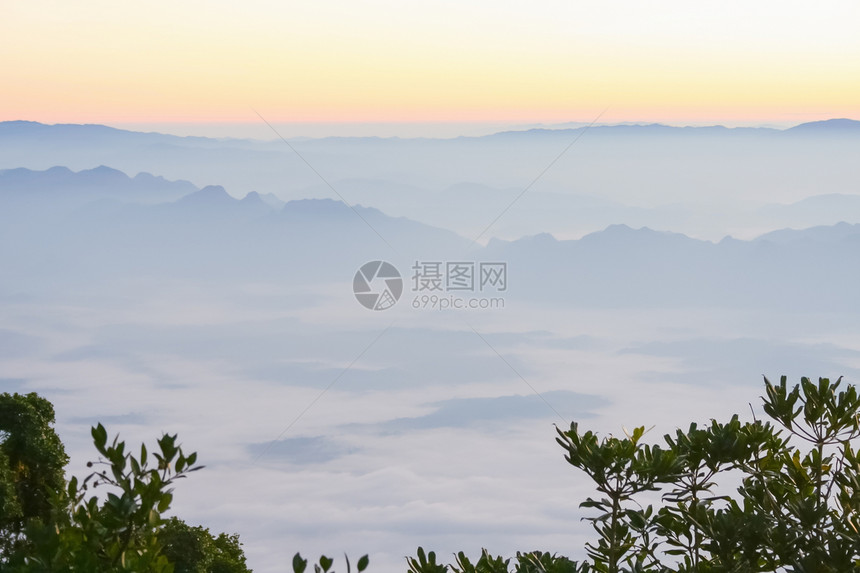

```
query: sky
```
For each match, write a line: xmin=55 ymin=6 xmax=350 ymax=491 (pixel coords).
xmin=3 ymin=1 xmax=860 ymax=137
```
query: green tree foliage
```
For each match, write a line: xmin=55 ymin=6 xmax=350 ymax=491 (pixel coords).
xmin=405 ymin=548 xmax=588 ymax=573
xmin=512 ymin=551 xmax=586 ymax=573
xmin=0 ymin=392 xmax=250 ymax=572
xmin=408 ymin=547 xmax=449 ymax=573
xmin=0 ymin=392 xmax=69 ymax=558
xmin=291 ymin=551 xmax=368 ymax=573
xmin=451 ymin=548 xmax=510 ymax=573
xmin=8 ymin=423 xmax=203 ymax=571
xmin=558 ymin=375 xmax=860 ymax=572
xmin=159 ymin=517 xmax=251 ymax=573
xmin=555 ymin=424 xmax=681 ymax=571
xmin=398 ymin=376 xmax=860 ymax=573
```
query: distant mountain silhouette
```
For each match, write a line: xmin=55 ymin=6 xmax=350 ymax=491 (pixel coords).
xmin=2 ymin=120 xmax=859 ymax=235
xmin=754 ymin=221 xmax=860 ymax=245
xmin=279 ymin=197 xmax=359 ymax=220
xmin=485 ymin=223 xmax=860 ymax=311
xmin=0 ymin=165 xmax=197 ymax=205
xmin=485 ymin=123 xmax=785 ymax=141
xmin=3 ymin=118 xmax=856 ymax=146
xmin=787 ymin=118 xmax=860 ymax=134
xmin=0 ymin=173 xmax=472 ymax=289
xmin=2 ymin=164 xmax=859 ymax=312
xmin=173 ymin=184 xmax=235 ymax=207
xmin=255 ymin=192 xmax=285 ymax=209
xmin=0 ymin=120 xmax=237 ymax=148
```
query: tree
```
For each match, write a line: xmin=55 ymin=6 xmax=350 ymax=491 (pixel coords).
xmin=0 ymin=392 xmax=256 ymax=572
xmin=159 ymin=517 xmax=251 ymax=573
xmin=7 ymin=423 xmax=203 ymax=571
xmin=738 ymin=375 xmax=860 ymax=571
xmin=292 ymin=552 xmax=369 ymax=573
xmin=404 ymin=548 xmax=587 ymax=573
xmin=557 ymin=375 xmax=860 ymax=572
xmin=0 ymin=392 xmax=69 ymax=558
xmin=555 ymin=424 xmax=680 ymax=571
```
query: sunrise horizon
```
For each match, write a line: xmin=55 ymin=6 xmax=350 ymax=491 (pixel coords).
xmin=4 ymin=113 xmax=858 ymax=140
xmin=6 ymin=0 xmax=859 ymax=138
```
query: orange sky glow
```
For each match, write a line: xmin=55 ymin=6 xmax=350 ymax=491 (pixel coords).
xmin=3 ymin=0 xmax=859 ymax=135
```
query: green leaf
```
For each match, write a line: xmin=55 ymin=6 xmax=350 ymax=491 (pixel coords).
xmin=294 ymin=553 xmax=308 ymax=573
xmin=92 ymin=423 xmax=108 ymax=449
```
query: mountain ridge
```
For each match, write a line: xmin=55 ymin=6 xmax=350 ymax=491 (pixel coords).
xmin=2 ymin=118 xmax=858 ymax=144
xmin=4 ymin=165 xmax=860 ymax=247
